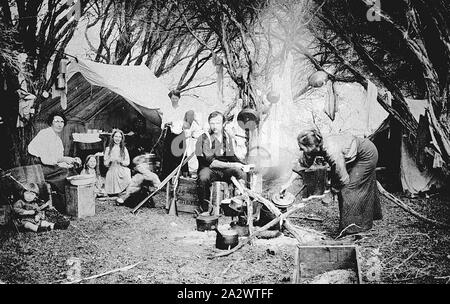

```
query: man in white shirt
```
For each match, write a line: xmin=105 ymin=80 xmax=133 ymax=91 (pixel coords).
xmin=160 ymin=90 xmax=203 ymax=179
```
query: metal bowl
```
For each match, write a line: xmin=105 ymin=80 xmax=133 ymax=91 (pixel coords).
xmin=67 ymin=174 xmax=96 ymax=186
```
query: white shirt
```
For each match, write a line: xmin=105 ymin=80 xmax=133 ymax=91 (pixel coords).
xmin=28 ymin=127 xmax=64 ymax=166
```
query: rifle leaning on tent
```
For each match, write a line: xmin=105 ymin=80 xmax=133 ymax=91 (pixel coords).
xmin=131 ymin=152 xmax=195 ymax=214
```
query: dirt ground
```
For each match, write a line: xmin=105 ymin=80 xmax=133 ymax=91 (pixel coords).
xmin=1 ymin=185 xmax=450 ymax=284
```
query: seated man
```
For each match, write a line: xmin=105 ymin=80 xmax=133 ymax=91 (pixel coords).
xmin=195 ymin=111 xmax=247 ymax=212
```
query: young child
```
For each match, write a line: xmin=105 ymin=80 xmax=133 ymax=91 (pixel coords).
xmin=13 ymin=182 xmax=55 ymax=232
xmin=116 ymin=154 xmax=161 ymax=206
xmin=81 ymin=154 xmax=105 ymax=197
xmin=104 ymin=129 xmax=132 ymax=195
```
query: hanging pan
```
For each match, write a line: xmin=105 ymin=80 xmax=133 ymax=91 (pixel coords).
xmin=237 ymin=107 xmax=259 ymax=131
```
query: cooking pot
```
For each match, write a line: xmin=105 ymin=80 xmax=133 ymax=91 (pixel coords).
xmin=196 ymin=213 xmax=219 ymax=232
xmin=271 ymin=192 xmax=295 ymax=211
xmin=237 ymin=108 xmax=259 ymax=131
xmin=215 ymin=227 xmax=239 ymax=250
xmin=220 ymin=199 xmax=240 ymax=217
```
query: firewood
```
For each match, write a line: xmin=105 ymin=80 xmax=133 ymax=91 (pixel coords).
xmin=209 ymin=177 xmax=328 ymax=259
xmin=288 ymin=214 xmax=324 ymax=222
xmin=210 ymin=200 xmax=308 ymax=259
xmin=63 ymin=262 xmax=140 ymax=284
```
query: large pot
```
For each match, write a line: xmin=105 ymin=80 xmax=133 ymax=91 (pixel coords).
xmin=215 ymin=227 xmax=239 ymax=250
xmin=196 ymin=214 xmax=219 ymax=232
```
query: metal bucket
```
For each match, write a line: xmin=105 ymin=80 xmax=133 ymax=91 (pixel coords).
xmin=215 ymin=228 xmax=239 ymax=250
xmin=196 ymin=214 xmax=219 ymax=232
xmin=210 ymin=181 xmax=230 ymax=216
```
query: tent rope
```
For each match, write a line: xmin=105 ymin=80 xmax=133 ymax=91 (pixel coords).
xmin=150 ymin=125 xmax=168 ymax=154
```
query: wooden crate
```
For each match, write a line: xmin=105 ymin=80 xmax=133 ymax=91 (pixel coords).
xmin=293 ymin=244 xmax=362 ymax=284
xmin=168 ymin=178 xmax=199 ymax=214
xmin=65 ymin=184 xmax=95 ymax=218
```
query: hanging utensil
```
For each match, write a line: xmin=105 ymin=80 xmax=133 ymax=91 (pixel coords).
xmin=237 ymin=107 xmax=259 ymax=131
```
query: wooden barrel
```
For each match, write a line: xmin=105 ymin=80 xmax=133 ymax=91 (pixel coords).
xmin=210 ymin=181 xmax=230 ymax=216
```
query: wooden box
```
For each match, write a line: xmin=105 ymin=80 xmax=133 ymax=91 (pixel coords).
xmin=65 ymin=184 xmax=95 ymax=218
xmin=168 ymin=177 xmax=198 ymax=214
xmin=293 ymin=244 xmax=362 ymax=284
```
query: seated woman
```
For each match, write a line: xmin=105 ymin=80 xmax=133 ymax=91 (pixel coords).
xmin=103 ymin=129 xmax=131 ymax=196
xmin=280 ymin=128 xmax=382 ymax=236
xmin=27 ymin=112 xmax=81 ymax=204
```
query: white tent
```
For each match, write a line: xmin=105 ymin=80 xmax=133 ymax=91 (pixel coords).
xmin=65 ymin=58 xmax=172 ymax=123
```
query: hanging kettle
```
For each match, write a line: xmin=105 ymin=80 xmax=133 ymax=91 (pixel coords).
xmin=237 ymin=107 xmax=259 ymax=131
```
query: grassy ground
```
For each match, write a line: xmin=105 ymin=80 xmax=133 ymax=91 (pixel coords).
xmin=1 ymin=185 xmax=449 ymax=284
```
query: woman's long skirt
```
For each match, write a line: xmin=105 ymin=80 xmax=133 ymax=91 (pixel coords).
xmin=338 ymin=137 xmax=383 ymax=235
xmin=105 ymin=164 xmax=131 ymax=195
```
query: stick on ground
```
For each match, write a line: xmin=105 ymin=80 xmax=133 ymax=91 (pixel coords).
xmin=377 ymin=181 xmax=450 ymax=228
xmin=63 ymin=262 xmax=140 ymax=284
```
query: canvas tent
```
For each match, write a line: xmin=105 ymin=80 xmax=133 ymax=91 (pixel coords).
xmin=36 ymin=58 xmax=238 ymax=172
xmin=371 ymin=99 xmax=445 ymax=194
xmin=36 ymin=59 xmax=174 ymax=155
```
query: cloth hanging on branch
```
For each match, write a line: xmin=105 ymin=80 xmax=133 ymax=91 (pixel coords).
xmin=16 ymin=93 xmax=36 ymax=128
xmin=364 ymin=80 xmax=378 ymax=136
xmin=323 ymin=80 xmax=338 ymax=121
xmin=212 ymin=53 xmax=224 ymax=103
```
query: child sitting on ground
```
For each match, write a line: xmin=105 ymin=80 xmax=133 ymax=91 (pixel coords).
xmin=80 ymin=154 xmax=106 ymax=197
xmin=116 ymin=154 xmax=161 ymax=206
xmin=13 ymin=182 xmax=55 ymax=232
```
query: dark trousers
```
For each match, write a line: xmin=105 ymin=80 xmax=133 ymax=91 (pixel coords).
xmin=161 ymin=129 xmax=187 ymax=179
xmin=196 ymin=167 xmax=246 ymax=211
xmin=41 ymin=164 xmax=77 ymax=213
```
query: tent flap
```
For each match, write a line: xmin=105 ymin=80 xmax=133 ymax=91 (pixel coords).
xmin=67 ymin=59 xmax=172 ymax=114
